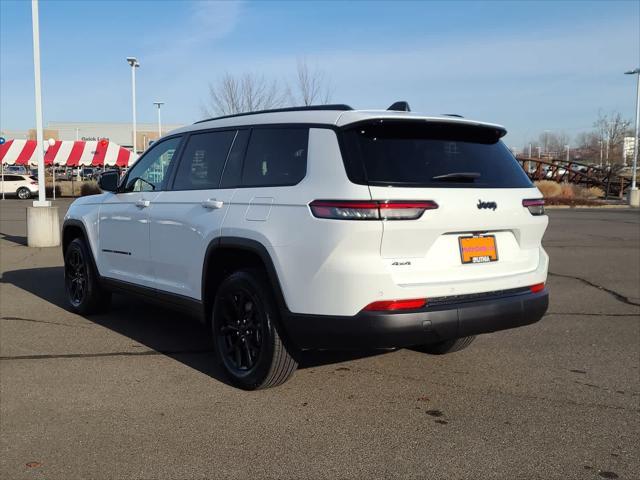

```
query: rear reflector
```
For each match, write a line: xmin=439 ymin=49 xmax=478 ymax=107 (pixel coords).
xmin=363 ymin=298 xmax=427 ymax=311
xmin=523 ymin=198 xmax=545 ymax=216
xmin=309 ymin=200 xmax=438 ymax=220
xmin=530 ymin=282 xmax=545 ymax=293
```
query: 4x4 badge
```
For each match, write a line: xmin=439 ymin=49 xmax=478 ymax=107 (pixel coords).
xmin=477 ymin=200 xmax=497 ymax=210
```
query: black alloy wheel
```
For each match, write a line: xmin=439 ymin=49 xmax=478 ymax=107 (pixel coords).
xmin=63 ymin=237 xmax=111 ymax=314
xmin=65 ymin=245 xmax=88 ymax=307
xmin=217 ymin=288 xmax=265 ymax=373
xmin=212 ymin=269 xmax=297 ymax=390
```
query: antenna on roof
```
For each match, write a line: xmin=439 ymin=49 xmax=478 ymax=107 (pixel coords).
xmin=387 ymin=101 xmax=411 ymax=112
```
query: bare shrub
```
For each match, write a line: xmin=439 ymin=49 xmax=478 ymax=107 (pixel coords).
xmin=80 ymin=181 xmax=101 ymax=196
xmin=44 ymin=185 xmax=61 ymax=197
xmin=560 ymin=183 xmax=575 ymax=199
xmin=584 ymin=186 xmax=605 ymax=199
xmin=534 ymin=180 xmax=562 ymax=198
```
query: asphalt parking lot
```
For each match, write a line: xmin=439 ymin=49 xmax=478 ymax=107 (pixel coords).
xmin=1 ymin=199 xmax=639 ymax=480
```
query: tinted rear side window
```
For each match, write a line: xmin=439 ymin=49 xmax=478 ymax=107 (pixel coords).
xmin=241 ymin=128 xmax=308 ymax=187
xmin=341 ymin=121 xmax=532 ymax=188
xmin=173 ymin=130 xmax=236 ymax=190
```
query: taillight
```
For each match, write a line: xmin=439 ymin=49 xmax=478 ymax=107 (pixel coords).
xmin=363 ymin=298 xmax=427 ymax=311
xmin=30 ymin=181 xmax=38 ymax=185
xmin=530 ymin=282 xmax=545 ymax=293
xmin=309 ymin=200 xmax=438 ymax=220
xmin=523 ymin=198 xmax=545 ymax=216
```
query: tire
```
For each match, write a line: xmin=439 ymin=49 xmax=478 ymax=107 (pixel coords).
xmin=17 ymin=187 xmax=31 ymax=200
xmin=414 ymin=336 xmax=476 ymax=355
xmin=212 ymin=269 xmax=297 ymax=390
xmin=64 ymin=237 xmax=112 ymax=314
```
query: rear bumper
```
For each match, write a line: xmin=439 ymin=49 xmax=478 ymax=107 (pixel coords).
xmin=283 ymin=289 xmax=548 ymax=349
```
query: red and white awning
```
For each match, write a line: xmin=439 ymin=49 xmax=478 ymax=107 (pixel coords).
xmin=0 ymin=139 xmax=137 ymax=167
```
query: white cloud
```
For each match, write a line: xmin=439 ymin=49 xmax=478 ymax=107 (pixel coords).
xmin=186 ymin=0 xmax=243 ymax=44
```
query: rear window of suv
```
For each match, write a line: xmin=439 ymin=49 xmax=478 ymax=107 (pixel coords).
xmin=340 ymin=120 xmax=532 ymax=188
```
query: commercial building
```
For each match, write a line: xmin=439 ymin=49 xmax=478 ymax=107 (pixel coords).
xmin=1 ymin=121 xmax=184 ymax=154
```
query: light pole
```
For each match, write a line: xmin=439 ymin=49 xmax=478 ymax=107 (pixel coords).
xmin=153 ymin=101 xmax=164 ymax=138
xmin=126 ymin=57 xmax=140 ymax=154
xmin=599 ymin=140 xmax=603 ymax=167
xmin=31 ymin=0 xmax=47 ymax=207
xmin=543 ymin=130 xmax=551 ymax=156
xmin=26 ymin=0 xmax=59 ymax=247
xmin=625 ymin=68 xmax=640 ymax=206
xmin=565 ymin=144 xmax=570 ymax=163
xmin=48 ymin=138 xmax=55 ymax=200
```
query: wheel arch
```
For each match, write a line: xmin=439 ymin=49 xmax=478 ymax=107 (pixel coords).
xmin=201 ymin=237 xmax=297 ymax=349
xmin=201 ymin=237 xmax=292 ymax=336
xmin=62 ymin=219 xmax=102 ymax=281
xmin=62 ymin=219 xmax=90 ymax=255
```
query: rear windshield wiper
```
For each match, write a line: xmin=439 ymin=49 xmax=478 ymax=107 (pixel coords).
xmin=431 ymin=172 xmax=481 ymax=182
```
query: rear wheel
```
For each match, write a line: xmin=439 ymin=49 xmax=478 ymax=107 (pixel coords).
xmin=64 ymin=238 xmax=111 ymax=314
xmin=212 ymin=269 xmax=297 ymax=390
xmin=17 ymin=187 xmax=31 ymax=199
xmin=414 ymin=336 xmax=476 ymax=355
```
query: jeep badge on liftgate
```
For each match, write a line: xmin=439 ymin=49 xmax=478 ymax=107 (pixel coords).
xmin=477 ymin=200 xmax=498 ymax=210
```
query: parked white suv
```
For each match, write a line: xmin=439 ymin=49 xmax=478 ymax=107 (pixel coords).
xmin=62 ymin=104 xmax=549 ymax=389
xmin=1 ymin=174 xmax=39 ymax=199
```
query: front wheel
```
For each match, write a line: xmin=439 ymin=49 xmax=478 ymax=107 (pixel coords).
xmin=64 ymin=238 xmax=111 ymax=314
xmin=212 ymin=269 xmax=297 ymax=390
xmin=17 ymin=187 xmax=31 ymax=200
xmin=414 ymin=336 xmax=476 ymax=355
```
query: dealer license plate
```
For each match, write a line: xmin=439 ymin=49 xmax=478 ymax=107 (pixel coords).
xmin=458 ymin=235 xmax=498 ymax=264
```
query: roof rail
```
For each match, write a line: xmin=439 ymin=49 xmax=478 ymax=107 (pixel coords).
xmin=194 ymin=104 xmax=353 ymax=124
xmin=443 ymin=113 xmax=464 ymax=118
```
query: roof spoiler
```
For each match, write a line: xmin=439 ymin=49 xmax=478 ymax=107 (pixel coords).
xmin=387 ymin=101 xmax=411 ymax=112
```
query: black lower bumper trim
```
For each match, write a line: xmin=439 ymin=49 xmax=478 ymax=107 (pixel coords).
xmin=283 ymin=290 xmax=548 ymax=349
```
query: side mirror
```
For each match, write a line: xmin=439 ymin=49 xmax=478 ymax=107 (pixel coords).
xmin=98 ymin=171 xmax=119 ymax=192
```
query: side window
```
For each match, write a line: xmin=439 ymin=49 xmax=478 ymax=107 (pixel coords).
xmin=241 ymin=128 xmax=308 ymax=187
xmin=172 ymin=130 xmax=236 ymax=190
xmin=124 ymin=137 xmax=181 ymax=192
xmin=220 ymin=129 xmax=249 ymax=188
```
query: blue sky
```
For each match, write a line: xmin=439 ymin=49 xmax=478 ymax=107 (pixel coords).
xmin=1 ymin=0 xmax=638 ymax=147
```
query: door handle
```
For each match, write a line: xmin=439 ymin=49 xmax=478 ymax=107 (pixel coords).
xmin=135 ymin=199 xmax=150 ymax=208
xmin=202 ymin=199 xmax=224 ymax=210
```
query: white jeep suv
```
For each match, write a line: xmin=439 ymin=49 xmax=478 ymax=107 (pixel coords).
xmin=62 ymin=104 xmax=549 ymax=389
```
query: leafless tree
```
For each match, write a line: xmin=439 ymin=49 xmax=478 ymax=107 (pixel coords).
xmin=204 ymin=73 xmax=287 ymax=117
xmin=524 ymin=132 xmax=570 ymax=159
xmin=204 ymin=60 xmax=334 ymax=117
xmin=593 ymin=110 xmax=632 ymax=164
xmin=526 ymin=110 xmax=633 ymax=165
xmin=289 ymin=59 xmax=333 ymax=106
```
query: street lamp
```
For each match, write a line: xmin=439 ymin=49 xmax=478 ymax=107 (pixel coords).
xmin=27 ymin=0 xmax=59 ymax=248
xmin=48 ymin=138 xmax=56 ymax=200
xmin=31 ymin=0 xmax=47 ymax=207
xmin=625 ymin=68 xmax=639 ymax=207
xmin=153 ymin=101 xmax=164 ymax=138
xmin=126 ymin=57 xmax=140 ymax=154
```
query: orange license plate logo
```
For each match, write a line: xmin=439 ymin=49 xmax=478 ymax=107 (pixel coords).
xmin=459 ymin=235 xmax=498 ymax=264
